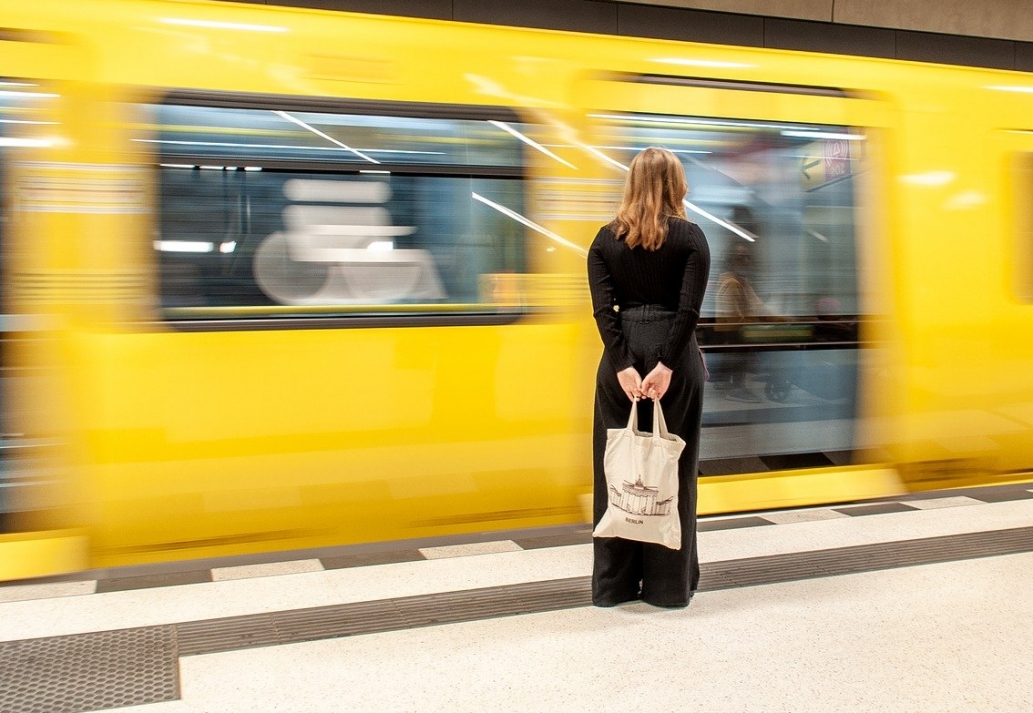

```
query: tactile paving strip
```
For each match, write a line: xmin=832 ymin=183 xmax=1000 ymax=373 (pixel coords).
xmin=178 ymin=525 xmax=1033 ymax=656
xmin=700 ymin=525 xmax=1033 ymax=590
xmin=0 ymin=626 xmax=178 ymax=713
xmin=176 ymin=577 xmax=590 ymax=655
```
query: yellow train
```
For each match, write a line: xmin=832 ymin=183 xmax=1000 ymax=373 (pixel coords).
xmin=2 ymin=0 xmax=1032 ymax=580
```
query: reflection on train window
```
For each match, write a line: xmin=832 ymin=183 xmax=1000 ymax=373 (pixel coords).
xmin=593 ymin=112 xmax=865 ymax=466
xmin=148 ymin=102 xmax=528 ymax=320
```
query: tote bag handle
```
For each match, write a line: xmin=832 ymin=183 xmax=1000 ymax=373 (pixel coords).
xmin=625 ymin=398 xmax=674 ymax=440
xmin=653 ymin=399 xmax=673 ymax=440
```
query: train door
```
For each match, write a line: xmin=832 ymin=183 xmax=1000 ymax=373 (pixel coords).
xmin=990 ymin=128 xmax=1033 ymax=475
xmin=0 ymin=79 xmax=18 ymax=534
xmin=578 ymin=72 xmax=899 ymax=512
xmin=0 ymin=77 xmax=59 ymax=537
xmin=0 ymin=32 xmax=90 ymax=579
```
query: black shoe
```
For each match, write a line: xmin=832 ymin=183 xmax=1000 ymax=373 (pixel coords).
xmin=641 ymin=596 xmax=691 ymax=609
xmin=593 ymin=592 xmax=641 ymax=607
xmin=641 ymin=592 xmax=692 ymax=609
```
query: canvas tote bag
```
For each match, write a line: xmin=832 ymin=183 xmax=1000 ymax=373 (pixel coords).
xmin=593 ymin=398 xmax=686 ymax=550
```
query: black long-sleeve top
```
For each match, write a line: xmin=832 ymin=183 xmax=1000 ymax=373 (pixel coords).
xmin=588 ymin=217 xmax=710 ymax=370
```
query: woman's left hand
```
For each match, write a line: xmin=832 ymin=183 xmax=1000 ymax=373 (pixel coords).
xmin=642 ymin=362 xmax=673 ymax=400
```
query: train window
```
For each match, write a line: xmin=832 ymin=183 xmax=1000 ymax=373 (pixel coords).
xmin=592 ymin=112 xmax=864 ymax=467
xmin=144 ymin=100 xmax=529 ymax=325
xmin=592 ymin=113 xmax=862 ymax=319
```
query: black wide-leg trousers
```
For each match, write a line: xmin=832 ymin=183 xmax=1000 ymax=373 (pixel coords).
xmin=592 ymin=306 xmax=704 ymax=608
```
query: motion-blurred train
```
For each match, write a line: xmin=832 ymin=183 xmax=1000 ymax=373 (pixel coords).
xmin=2 ymin=0 xmax=1032 ymax=580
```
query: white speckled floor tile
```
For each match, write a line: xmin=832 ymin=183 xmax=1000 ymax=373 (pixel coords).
xmin=177 ymin=553 xmax=1033 ymax=713
xmin=211 ymin=559 xmax=323 ymax=581
xmin=906 ymin=496 xmax=984 ymax=510
xmin=760 ymin=508 xmax=851 ymax=524
xmin=0 ymin=580 xmax=95 ymax=603
xmin=419 ymin=540 xmax=522 ymax=559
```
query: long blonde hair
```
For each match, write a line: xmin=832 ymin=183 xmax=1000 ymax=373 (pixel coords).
xmin=611 ymin=147 xmax=688 ymax=250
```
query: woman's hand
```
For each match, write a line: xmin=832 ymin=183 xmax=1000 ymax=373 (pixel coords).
xmin=642 ymin=362 xmax=673 ymax=400
xmin=616 ymin=367 xmax=643 ymax=401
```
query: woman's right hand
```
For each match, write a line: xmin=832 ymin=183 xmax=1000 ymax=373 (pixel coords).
xmin=642 ymin=361 xmax=673 ymax=400
xmin=616 ymin=367 xmax=643 ymax=401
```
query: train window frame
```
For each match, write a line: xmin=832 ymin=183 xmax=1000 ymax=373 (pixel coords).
xmin=146 ymin=91 xmax=535 ymax=331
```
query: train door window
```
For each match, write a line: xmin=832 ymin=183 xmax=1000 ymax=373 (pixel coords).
xmin=0 ymin=79 xmax=59 ymax=530
xmin=590 ymin=111 xmax=865 ymax=469
xmin=141 ymin=96 xmax=530 ymax=325
xmin=1015 ymin=154 xmax=1033 ymax=302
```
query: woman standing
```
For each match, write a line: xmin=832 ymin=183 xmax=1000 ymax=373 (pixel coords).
xmin=588 ymin=147 xmax=711 ymax=608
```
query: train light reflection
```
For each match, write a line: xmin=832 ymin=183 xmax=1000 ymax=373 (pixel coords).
xmin=160 ymin=17 xmax=288 ymax=33
xmin=471 ymin=192 xmax=587 ymax=257
xmin=945 ymin=191 xmax=987 ymax=210
xmin=154 ymin=240 xmax=216 ymax=253
xmin=488 ymin=120 xmax=577 ymax=169
xmin=589 ymin=113 xmax=802 ymax=132
xmin=987 ymin=85 xmax=1033 ymax=94
xmin=0 ymin=119 xmax=59 ymax=125
xmin=0 ymin=137 xmax=55 ymax=148
xmin=0 ymin=90 xmax=59 ymax=99
xmin=781 ymin=131 xmax=863 ymax=141
xmin=272 ymin=111 xmax=380 ymax=164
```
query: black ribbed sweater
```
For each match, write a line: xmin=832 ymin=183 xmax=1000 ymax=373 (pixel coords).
xmin=587 ymin=217 xmax=711 ymax=370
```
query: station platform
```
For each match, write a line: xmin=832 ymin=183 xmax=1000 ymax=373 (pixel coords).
xmin=2 ymin=482 xmax=1032 ymax=713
